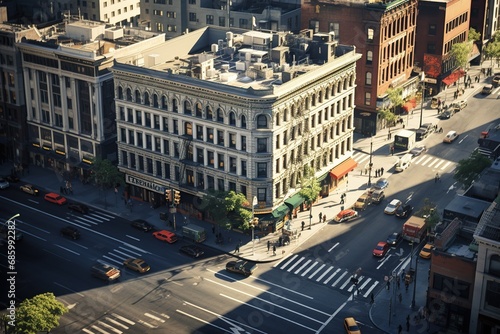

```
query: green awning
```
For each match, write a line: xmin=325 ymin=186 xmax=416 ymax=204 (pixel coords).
xmin=271 ymin=204 xmax=289 ymax=220
xmin=284 ymin=193 xmax=305 ymax=210
xmin=317 ymin=172 xmax=330 ymax=182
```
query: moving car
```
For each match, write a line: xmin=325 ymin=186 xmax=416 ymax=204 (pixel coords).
xmin=180 ymin=245 xmax=205 ymax=258
xmin=387 ymin=232 xmax=402 ymax=245
xmin=44 ymin=192 xmax=67 ymax=205
xmin=68 ymin=203 xmax=89 ymax=214
xmin=395 ymin=153 xmax=412 ymax=172
xmin=384 ymin=199 xmax=402 ymax=215
xmin=373 ymin=178 xmax=389 ymax=190
xmin=226 ymin=260 xmax=258 ymax=276
xmin=60 ymin=226 xmax=80 ymax=240
xmin=152 ymin=230 xmax=178 ymax=243
xmin=373 ymin=241 xmax=390 ymax=257
xmin=395 ymin=204 xmax=414 ymax=219
xmin=410 ymin=145 xmax=426 ymax=157
xmin=443 ymin=130 xmax=459 ymax=143
xmin=492 ymin=75 xmax=500 ymax=87
xmin=482 ymin=84 xmax=493 ymax=94
xmin=420 ymin=243 xmax=434 ymax=259
xmin=91 ymin=263 xmax=121 ymax=282
xmin=0 ymin=178 xmax=10 ymax=189
xmin=344 ymin=317 xmax=361 ymax=334
xmin=20 ymin=184 xmax=39 ymax=195
xmin=354 ymin=192 xmax=372 ymax=211
xmin=123 ymin=258 xmax=150 ymax=273
xmin=370 ymin=189 xmax=385 ymax=204
xmin=131 ymin=219 xmax=154 ymax=232
xmin=450 ymin=100 xmax=467 ymax=112
xmin=438 ymin=111 xmax=452 ymax=119
xmin=333 ymin=209 xmax=358 ymax=223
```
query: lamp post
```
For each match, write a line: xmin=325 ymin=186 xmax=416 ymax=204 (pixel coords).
xmin=419 ymin=72 xmax=425 ymax=128
xmin=411 ymin=256 xmax=419 ymax=309
xmin=368 ymin=136 xmax=373 ymax=187
xmin=251 ymin=196 xmax=257 ymax=255
xmin=7 ymin=213 xmax=20 ymax=222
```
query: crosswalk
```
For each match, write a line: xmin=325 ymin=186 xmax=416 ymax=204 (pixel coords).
xmin=97 ymin=242 xmax=149 ymax=268
xmin=81 ymin=311 xmax=169 ymax=333
xmin=352 ymin=151 xmax=455 ymax=172
xmin=274 ymin=254 xmax=379 ymax=298
xmin=66 ymin=210 xmax=116 ymax=227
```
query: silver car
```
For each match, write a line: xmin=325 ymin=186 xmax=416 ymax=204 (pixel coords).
xmin=0 ymin=178 xmax=10 ymax=189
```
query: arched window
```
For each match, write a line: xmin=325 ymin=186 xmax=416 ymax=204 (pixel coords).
xmin=195 ymin=103 xmax=202 ymax=117
xmin=275 ymin=113 xmax=280 ymax=126
xmin=161 ymin=96 xmax=168 ymax=110
xmin=257 ymin=115 xmax=268 ymax=129
xmin=118 ymin=87 xmax=123 ymax=99
xmin=184 ymin=100 xmax=192 ymax=115
xmin=241 ymin=115 xmax=247 ymax=129
xmin=184 ymin=122 xmax=193 ymax=136
xmin=491 ymin=254 xmax=500 ymax=277
xmin=216 ymin=108 xmax=224 ymax=123
xmin=206 ymin=106 xmax=213 ymax=120
xmin=229 ymin=111 xmax=236 ymax=126
xmin=135 ymin=89 xmax=141 ymax=103
xmin=366 ymin=50 xmax=373 ymax=64
xmin=172 ymin=98 xmax=178 ymax=112
xmin=366 ymin=72 xmax=372 ymax=85
xmin=144 ymin=92 xmax=150 ymax=105
xmin=126 ymin=88 xmax=132 ymax=101
xmin=153 ymin=94 xmax=159 ymax=108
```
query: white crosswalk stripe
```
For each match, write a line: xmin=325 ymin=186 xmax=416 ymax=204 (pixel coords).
xmin=98 ymin=244 xmax=149 ymax=267
xmin=412 ymin=156 xmax=455 ymax=171
xmin=68 ymin=210 xmax=117 ymax=228
xmin=275 ymin=255 xmax=379 ymax=296
xmin=82 ymin=312 xmax=136 ymax=334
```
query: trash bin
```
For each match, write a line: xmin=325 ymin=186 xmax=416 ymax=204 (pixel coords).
xmin=160 ymin=212 xmax=167 ymax=221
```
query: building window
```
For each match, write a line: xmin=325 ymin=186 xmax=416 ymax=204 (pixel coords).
xmin=229 ymin=157 xmax=236 ymax=173
xmin=365 ymin=72 xmax=372 ymax=85
xmin=217 ymin=130 xmax=224 ymax=146
xmin=207 ymin=151 xmax=214 ymax=167
xmin=257 ymin=115 xmax=267 ymax=128
xmin=427 ymin=43 xmax=436 ymax=54
xmin=188 ymin=0 xmax=195 ymax=3
xmin=241 ymin=135 xmax=247 ymax=151
xmin=366 ymin=51 xmax=373 ymax=64
xmin=207 ymin=128 xmax=214 ymax=143
xmin=365 ymin=92 xmax=371 ymax=106
xmin=485 ymin=280 xmax=500 ymax=311
xmin=218 ymin=154 xmax=224 ymax=170
xmin=166 ymin=11 xmax=176 ymax=18
xmin=257 ymin=188 xmax=266 ymax=202
xmin=490 ymin=255 xmax=500 ymax=276
xmin=196 ymin=147 xmax=204 ymax=163
xmin=189 ymin=12 xmax=197 ymax=22
xmin=241 ymin=160 xmax=247 ymax=177
xmin=241 ymin=115 xmax=247 ymax=129
xmin=219 ymin=16 xmax=225 ymax=27
xmin=329 ymin=22 xmax=339 ymax=40
xmin=229 ymin=133 xmax=236 ymax=148
xmin=367 ymin=28 xmax=374 ymax=41
xmin=257 ymin=138 xmax=267 ymax=152
xmin=309 ymin=20 xmax=319 ymax=33
xmin=206 ymin=15 xmax=214 ymax=25
xmin=216 ymin=108 xmax=224 ymax=123
xmin=229 ymin=112 xmax=236 ymax=126
xmin=257 ymin=163 xmax=267 ymax=178
xmin=428 ymin=24 xmax=436 ymax=36
xmin=239 ymin=18 xmax=249 ymax=29
xmin=217 ymin=178 xmax=224 ymax=191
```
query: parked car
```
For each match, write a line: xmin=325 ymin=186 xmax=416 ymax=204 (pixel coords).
xmin=395 ymin=204 xmax=413 ymax=218
xmin=370 ymin=189 xmax=385 ymax=204
xmin=60 ymin=226 xmax=80 ymax=240
xmin=387 ymin=232 xmax=402 ymax=245
xmin=450 ymin=100 xmax=467 ymax=112
xmin=333 ymin=209 xmax=358 ymax=223
xmin=443 ymin=130 xmax=459 ymax=143
xmin=438 ymin=111 xmax=452 ymax=119
xmin=152 ymin=230 xmax=178 ymax=243
xmin=373 ymin=178 xmax=389 ymax=190
xmin=68 ymin=203 xmax=89 ymax=214
xmin=91 ymin=263 xmax=120 ymax=282
xmin=493 ymin=75 xmax=500 ymax=87
xmin=131 ymin=219 xmax=154 ymax=232
xmin=0 ymin=178 xmax=10 ymax=189
xmin=482 ymin=84 xmax=493 ymax=94
xmin=384 ymin=199 xmax=402 ymax=215
xmin=180 ymin=245 xmax=205 ymax=258
xmin=410 ymin=145 xmax=427 ymax=157
xmin=123 ymin=258 xmax=150 ymax=273
xmin=44 ymin=192 xmax=67 ymax=205
xmin=419 ymin=243 xmax=434 ymax=259
xmin=373 ymin=241 xmax=390 ymax=257
xmin=226 ymin=260 xmax=258 ymax=276
xmin=20 ymin=184 xmax=39 ymax=196
xmin=354 ymin=191 xmax=372 ymax=211
xmin=344 ymin=317 xmax=361 ymax=334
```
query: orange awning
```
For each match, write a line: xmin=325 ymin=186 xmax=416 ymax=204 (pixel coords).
xmin=330 ymin=158 xmax=358 ymax=179
xmin=442 ymin=69 xmax=465 ymax=86
xmin=402 ymin=98 xmax=417 ymax=112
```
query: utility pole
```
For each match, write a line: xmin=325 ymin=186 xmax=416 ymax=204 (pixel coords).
xmin=419 ymin=72 xmax=425 ymax=128
xmin=368 ymin=136 xmax=373 ymax=187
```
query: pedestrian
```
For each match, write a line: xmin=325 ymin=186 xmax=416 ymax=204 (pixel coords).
xmin=475 ymin=75 xmax=479 ymax=83
xmin=370 ymin=292 xmax=374 ymax=304
xmin=319 ymin=212 xmax=323 ymax=222
xmin=398 ymin=324 xmax=403 ymax=334
xmin=323 ymin=215 xmax=326 ymax=223
xmin=397 ymin=278 xmax=400 ymax=289
xmin=406 ymin=318 xmax=410 ymax=331
xmin=234 ymin=244 xmax=240 ymax=254
xmin=401 ymin=271 xmax=405 ymax=281
xmin=273 ymin=244 xmax=276 ymax=256
xmin=391 ymin=146 xmax=394 ymax=156
xmin=387 ymin=132 xmax=391 ymax=140
xmin=60 ymin=186 xmax=65 ymax=194
xmin=278 ymin=236 xmax=283 ymax=247
xmin=381 ymin=167 xmax=384 ymax=175
xmin=301 ymin=221 xmax=305 ymax=231
xmin=405 ymin=280 xmax=409 ymax=291
xmin=267 ymin=240 xmax=271 ymax=252
xmin=364 ymin=168 xmax=367 ymax=175
xmin=386 ymin=280 xmax=390 ymax=290
xmin=398 ymin=292 xmax=402 ymax=303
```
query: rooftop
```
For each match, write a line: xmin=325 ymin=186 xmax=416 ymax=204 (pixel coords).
xmin=475 ymin=195 xmax=500 ymax=242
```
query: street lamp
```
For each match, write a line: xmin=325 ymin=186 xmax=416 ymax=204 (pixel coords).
xmin=411 ymin=256 xmax=419 ymax=309
xmin=7 ymin=214 xmax=20 ymax=222
xmin=251 ymin=196 xmax=257 ymax=255
xmin=367 ymin=136 xmax=373 ymax=187
xmin=419 ymin=72 xmax=425 ymax=128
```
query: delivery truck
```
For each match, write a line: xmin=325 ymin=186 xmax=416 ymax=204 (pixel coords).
xmin=182 ymin=224 xmax=207 ymax=243
xmin=394 ymin=129 xmax=416 ymax=151
xmin=402 ymin=216 xmax=427 ymax=243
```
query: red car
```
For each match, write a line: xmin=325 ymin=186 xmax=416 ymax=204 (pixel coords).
xmin=44 ymin=192 xmax=67 ymax=205
xmin=373 ymin=241 xmax=390 ymax=257
xmin=152 ymin=230 xmax=178 ymax=243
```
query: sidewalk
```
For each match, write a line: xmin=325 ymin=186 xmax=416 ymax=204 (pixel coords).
xmin=1 ymin=64 xmax=491 ymax=333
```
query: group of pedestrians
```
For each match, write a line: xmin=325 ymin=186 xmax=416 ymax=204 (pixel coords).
xmin=374 ymin=167 xmax=384 ymax=177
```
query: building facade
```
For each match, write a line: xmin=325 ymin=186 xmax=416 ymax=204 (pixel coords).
xmin=301 ymin=0 xmax=418 ymax=135
xmin=17 ymin=19 xmax=162 ymax=180
xmin=112 ymin=27 xmax=360 ymax=229
xmin=139 ymin=0 xmax=301 ymax=39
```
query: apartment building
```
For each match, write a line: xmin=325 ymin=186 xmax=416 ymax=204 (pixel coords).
xmin=17 ymin=19 xmax=163 ymax=180
xmin=140 ymin=0 xmax=301 ymax=39
xmin=112 ymin=27 xmax=360 ymax=230
xmin=301 ymin=0 xmax=418 ymax=135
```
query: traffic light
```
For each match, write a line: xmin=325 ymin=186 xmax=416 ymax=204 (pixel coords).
xmin=173 ymin=190 xmax=181 ymax=205
xmin=250 ymin=217 xmax=259 ymax=228
xmin=165 ymin=189 xmax=171 ymax=202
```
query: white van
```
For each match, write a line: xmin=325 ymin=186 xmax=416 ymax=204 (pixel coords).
xmin=395 ymin=153 xmax=413 ymax=172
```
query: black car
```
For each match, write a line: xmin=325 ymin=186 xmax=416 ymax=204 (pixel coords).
xmin=387 ymin=232 xmax=402 ymax=245
xmin=68 ymin=203 xmax=89 ymax=214
xmin=60 ymin=226 xmax=80 ymax=240
xmin=395 ymin=204 xmax=413 ymax=218
xmin=226 ymin=260 xmax=258 ymax=276
xmin=180 ymin=245 xmax=204 ymax=258
xmin=438 ymin=111 xmax=452 ymax=119
xmin=131 ymin=219 xmax=154 ymax=232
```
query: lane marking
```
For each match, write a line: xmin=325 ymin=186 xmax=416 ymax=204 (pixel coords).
xmin=294 ymin=259 xmax=312 ymax=274
xmin=301 ymin=261 xmax=318 ymax=277
xmin=144 ymin=313 xmax=165 ymax=323
xmin=363 ymin=281 xmax=380 ymax=298
xmin=54 ymin=244 xmax=80 ymax=255
xmin=277 ymin=254 xmax=298 ymax=269
xmin=315 ymin=300 xmax=348 ymax=334
xmin=53 ymin=282 xmax=85 ymax=297
xmin=286 ymin=257 xmax=305 ymax=272
xmin=118 ymin=246 xmax=143 ymax=257
xmin=440 ymin=161 xmax=452 ymax=170
xmin=332 ymin=271 xmax=348 ymax=287
xmin=327 ymin=242 xmax=340 ymax=253
xmin=323 ymin=268 xmax=340 ymax=284
xmin=105 ymin=317 xmax=129 ymax=329
xmin=126 ymin=235 xmax=140 ymax=241
xmin=111 ymin=313 xmax=135 ymax=325
xmin=308 ymin=263 xmax=325 ymax=279
xmin=314 ymin=265 xmax=331 ymax=282
xmin=97 ymin=320 xmax=122 ymax=334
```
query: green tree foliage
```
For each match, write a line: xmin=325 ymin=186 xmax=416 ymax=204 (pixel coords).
xmin=450 ymin=42 xmax=473 ymax=70
xmin=415 ymin=198 xmax=440 ymax=231
xmin=199 ymin=190 xmax=252 ymax=231
xmin=298 ymin=166 xmax=322 ymax=216
xmin=483 ymin=36 xmax=500 ymax=69
xmin=91 ymin=158 xmax=123 ymax=190
xmin=453 ymin=151 xmax=492 ymax=189
xmin=468 ymin=27 xmax=481 ymax=42
xmin=378 ymin=87 xmax=403 ymax=131
xmin=5 ymin=292 xmax=68 ymax=334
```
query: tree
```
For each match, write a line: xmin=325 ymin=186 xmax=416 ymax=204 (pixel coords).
xmin=415 ymin=198 xmax=439 ymax=232
xmin=450 ymin=42 xmax=473 ymax=87
xmin=468 ymin=27 xmax=481 ymax=42
xmin=225 ymin=191 xmax=253 ymax=230
xmin=298 ymin=166 xmax=321 ymax=229
xmin=483 ymin=37 xmax=500 ymax=70
xmin=199 ymin=190 xmax=230 ymax=231
xmin=91 ymin=158 xmax=124 ymax=208
xmin=4 ymin=292 xmax=68 ymax=334
xmin=378 ymin=87 xmax=403 ymax=132
xmin=199 ymin=190 xmax=252 ymax=231
xmin=453 ymin=151 xmax=492 ymax=189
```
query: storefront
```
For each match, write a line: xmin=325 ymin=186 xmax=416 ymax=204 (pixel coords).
xmin=125 ymin=174 xmax=165 ymax=208
xmin=330 ymin=157 xmax=358 ymax=187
